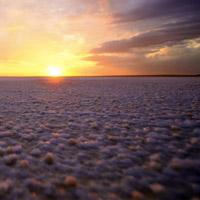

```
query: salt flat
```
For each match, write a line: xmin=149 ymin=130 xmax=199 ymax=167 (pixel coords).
xmin=0 ymin=77 xmax=199 ymax=200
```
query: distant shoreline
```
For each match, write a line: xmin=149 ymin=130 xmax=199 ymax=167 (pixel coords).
xmin=0 ymin=75 xmax=199 ymax=78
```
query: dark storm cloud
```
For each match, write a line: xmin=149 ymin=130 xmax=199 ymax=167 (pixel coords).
xmin=113 ymin=0 xmax=200 ymax=23
xmin=91 ymin=18 xmax=200 ymax=54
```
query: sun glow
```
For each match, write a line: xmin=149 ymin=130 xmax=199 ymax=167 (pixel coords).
xmin=47 ymin=66 xmax=62 ymax=77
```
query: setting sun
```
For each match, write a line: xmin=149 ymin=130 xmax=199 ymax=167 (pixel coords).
xmin=47 ymin=66 xmax=62 ymax=77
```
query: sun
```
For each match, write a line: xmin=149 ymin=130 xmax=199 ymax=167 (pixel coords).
xmin=47 ymin=66 xmax=62 ymax=77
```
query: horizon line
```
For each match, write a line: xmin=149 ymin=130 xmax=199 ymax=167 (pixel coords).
xmin=0 ymin=74 xmax=199 ymax=78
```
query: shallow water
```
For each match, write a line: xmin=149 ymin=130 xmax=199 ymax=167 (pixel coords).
xmin=0 ymin=77 xmax=199 ymax=200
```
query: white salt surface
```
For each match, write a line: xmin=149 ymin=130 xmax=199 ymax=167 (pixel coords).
xmin=0 ymin=77 xmax=200 ymax=199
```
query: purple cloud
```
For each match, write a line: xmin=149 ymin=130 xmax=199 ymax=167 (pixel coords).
xmin=112 ymin=0 xmax=200 ymax=23
xmin=87 ymin=45 xmax=200 ymax=75
xmin=91 ymin=18 xmax=200 ymax=54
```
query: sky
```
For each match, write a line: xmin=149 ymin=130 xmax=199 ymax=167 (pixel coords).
xmin=0 ymin=0 xmax=200 ymax=76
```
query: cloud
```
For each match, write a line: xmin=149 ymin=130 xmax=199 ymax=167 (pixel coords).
xmin=91 ymin=18 xmax=200 ymax=53
xmin=112 ymin=0 xmax=200 ymax=23
xmin=86 ymin=42 xmax=200 ymax=75
xmin=0 ymin=0 xmax=199 ymax=75
xmin=87 ymin=0 xmax=200 ymax=75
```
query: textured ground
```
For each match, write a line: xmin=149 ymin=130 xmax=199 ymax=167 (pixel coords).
xmin=0 ymin=77 xmax=200 ymax=200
